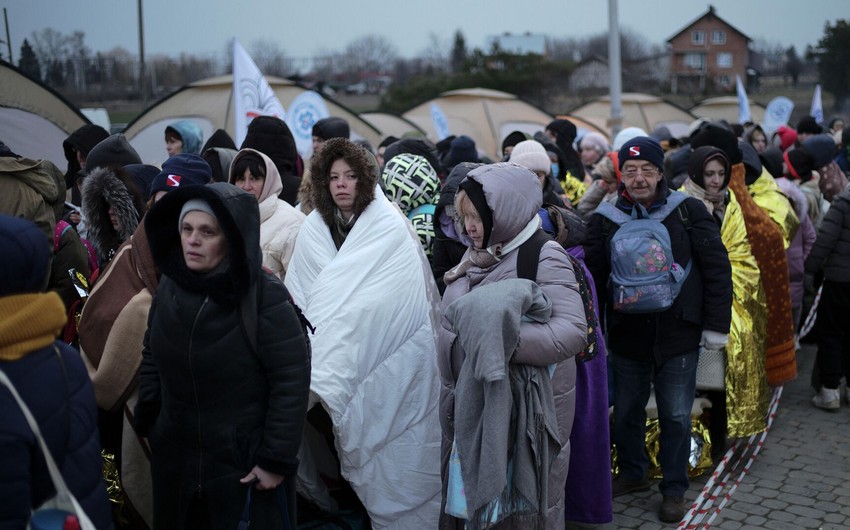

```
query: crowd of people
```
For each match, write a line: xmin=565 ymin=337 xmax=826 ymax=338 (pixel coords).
xmin=1 ymin=106 xmax=850 ymax=529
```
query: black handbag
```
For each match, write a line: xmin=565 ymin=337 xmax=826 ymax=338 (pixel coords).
xmin=237 ymin=479 xmax=292 ymax=530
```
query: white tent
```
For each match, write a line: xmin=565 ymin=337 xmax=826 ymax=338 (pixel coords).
xmin=402 ymin=88 xmax=556 ymax=160
xmin=360 ymin=112 xmax=425 ymax=140
xmin=122 ymin=75 xmax=382 ymax=165
xmin=690 ymin=97 xmax=766 ymax=126
xmin=0 ymin=59 xmax=89 ymax=168
xmin=569 ymin=93 xmax=696 ymax=139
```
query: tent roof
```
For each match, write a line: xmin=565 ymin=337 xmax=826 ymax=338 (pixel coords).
xmin=360 ymin=112 xmax=425 ymax=139
xmin=123 ymin=74 xmax=381 ymax=165
xmin=0 ymin=59 xmax=89 ymax=168
xmin=690 ymin=96 xmax=766 ymax=125
xmin=401 ymin=87 xmax=554 ymax=159
xmin=568 ymin=93 xmax=696 ymax=138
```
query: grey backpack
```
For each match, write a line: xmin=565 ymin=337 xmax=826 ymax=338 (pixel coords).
xmin=596 ymin=191 xmax=691 ymax=313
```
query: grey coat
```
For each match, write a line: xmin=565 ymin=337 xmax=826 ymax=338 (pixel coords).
xmin=438 ymin=163 xmax=587 ymax=530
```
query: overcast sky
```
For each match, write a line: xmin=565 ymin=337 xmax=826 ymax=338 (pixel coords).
xmin=5 ymin=0 xmax=846 ymax=64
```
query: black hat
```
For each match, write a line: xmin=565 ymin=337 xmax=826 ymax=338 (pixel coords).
xmin=796 ymin=115 xmax=822 ymax=135
xmin=691 ymin=123 xmax=743 ymax=165
xmin=802 ymin=134 xmax=838 ymax=168
xmin=149 ymin=154 xmax=212 ymax=200
xmin=312 ymin=117 xmax=350 ymax=140
xmin=784 ymin=148 xmax=815 ymax=181
xmin=501 ymin=131 xmax=528 ymax=154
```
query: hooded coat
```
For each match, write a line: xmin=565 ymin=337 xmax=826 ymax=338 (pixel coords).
xmin=240 ymin=116 xmax=302 ymax=205
xmin=165 ymin=120 xmax=203 ymax=155
xmin=438 ymin=163 xmax=588 ymax=530
xmin=0 ymin=155 xmax=57 ymax=245
xmin=63 ymin=124 xmax=109 ymax=200
xmin=134 ymin=183 xmax=311 ymax=530
xmin=229 ymin=148 xmax=305 ymax=281
xmin=81 ymin=166 xmax=147 ymax=267
xmin=0 ymin=215 xmax=112 ymax=530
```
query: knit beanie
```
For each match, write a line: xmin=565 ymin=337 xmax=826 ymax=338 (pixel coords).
xmin=312 ymin=117 xmax=350 ymax=140
xmin=85 ymin=133 xmax=142 ymax=173
xmin=580 ymin=132 xmax=609 ymax=154
xmin=509 ymin=140 xmax=551 ymax=174
xmin=501 ymin=131 xmax=529 ymax=154
xmin=612 ymin=127 xmax=648 ymax=151
xmin=774 ymin=126 xmax=798 ymax=152
xmin=381 ymin=153 xmax=439 ymax=214
xmin=446 ymin=135 xmax=480 ymax=167
xmin=796 ymin=115 xmax=822 ymax=135
xmin=0 ymin=214 xmax=50 ymax=296
xmin=150 ymin=154 xmax=212 ymax=200
xmin=617 ymin=136 xmax=665 ymax=171
xmin=457 ymin=178 xmax=493 ymax=248
xmin=178 ymin=198 xmax=217 ymax=231
xmin=802 ymin=134 xmax=838 ymax=169
xmin=691 ymin=123 xmax=743 ymax=165
xmin=784 ymin=148 xmax=814 ymax=181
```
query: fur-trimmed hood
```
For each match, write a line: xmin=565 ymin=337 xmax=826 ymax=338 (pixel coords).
xmin=145 ymin=182 xmax=260 ymax=306
xmin=81 ymin=166 xmax=147 ymax=264
xmin=309 ymin=138 xmax=379 ymax=227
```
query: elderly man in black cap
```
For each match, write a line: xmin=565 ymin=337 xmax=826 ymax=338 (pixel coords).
xmin=584 ymin=135 xmax=732 ymax=524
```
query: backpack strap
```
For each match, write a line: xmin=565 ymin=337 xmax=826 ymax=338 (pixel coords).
xmin=516 ymin=230 xmax=554 ymax=283
xmin=53 ymin=220 xmax=73 ymax=254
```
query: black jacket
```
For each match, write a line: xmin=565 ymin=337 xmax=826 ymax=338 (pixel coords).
xmin=806 ymin=185 xmax=850 ymax=282
xmin=136 ymin=183 xmax=311 ymax=530
xmin=583 ymin=182 xmax=732 ymax=363
xmin=0 ymin=343 xmax=114 ymax=530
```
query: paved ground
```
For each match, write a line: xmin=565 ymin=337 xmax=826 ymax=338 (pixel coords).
xmin=568 ymin=344 xmax=850 ymax=529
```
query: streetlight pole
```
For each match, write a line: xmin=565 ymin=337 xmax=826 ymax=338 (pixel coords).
xmin=2 ymin=8 xmax=12 ymax=63
xmin=138 ymin=0 xmax=147 ymax=104
xmin=607 ymin=0 xmax=623 ymax=139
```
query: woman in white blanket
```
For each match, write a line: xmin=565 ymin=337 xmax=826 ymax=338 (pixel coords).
xmin=284 ymin=138 xmax=442 ymax=529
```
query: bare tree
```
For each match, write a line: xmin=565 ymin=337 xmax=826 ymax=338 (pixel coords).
xmin=421 ymin=32 xmax=449 ymax=73
xmin=250 ymin=38 xmax=290 ymax=77
xmin=342 ymin=35 xmax=398 ymax=76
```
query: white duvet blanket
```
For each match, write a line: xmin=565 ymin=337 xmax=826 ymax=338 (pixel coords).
xmin=285 ymin=194 xmax=442 ymax=528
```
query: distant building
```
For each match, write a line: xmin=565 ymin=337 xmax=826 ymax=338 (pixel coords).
xmin=666 ymin=5 xmax=751 ymax=94
xmin=486 ymin=32 xmax=547 ymax=56
xmin=570 ymin=55 xmax=669 ymax=94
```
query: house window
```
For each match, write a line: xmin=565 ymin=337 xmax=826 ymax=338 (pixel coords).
xmin=717 ymin=52 xmax=733 ymax=68
xmin=684 ymin=53 xmax=706 ymax=69
xmin=712 ymin=30 xmax=726 ymax=44
xmin=719 ymin=75 xmax=731 ymax=87
xmin=692 ymin=30 xmax=706 ymax=44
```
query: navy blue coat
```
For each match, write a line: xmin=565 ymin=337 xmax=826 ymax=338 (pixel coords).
xmin=0 ymin=343 xmax=113 ymax=530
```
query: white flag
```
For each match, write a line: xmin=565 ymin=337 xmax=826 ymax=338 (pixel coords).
xmin=232 ymin=38 xmax=286 ymax=147
xmin=811 ymin=84 xmax=824 ymax=125
xmin=763 ymin=96 xmax=795 ymax=134
xmin=735 ymin=75 xmax=751 ymax=125
xmin=285 ymin=90 xmax=330 ymax=157
xmin=430 ymin=103 xmax=451 ymax=140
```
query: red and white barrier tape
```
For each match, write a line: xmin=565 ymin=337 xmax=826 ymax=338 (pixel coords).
xmin=798 ymin=285 xmax=823 ymax=340
xmin=678 ymin=386 xmax=783 ymax=529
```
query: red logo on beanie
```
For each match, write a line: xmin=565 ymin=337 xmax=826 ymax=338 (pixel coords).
xmin=167 ymin=175 xmax=182 ymax=187
xmin=629 ymin=146 xmax=640 ymax=157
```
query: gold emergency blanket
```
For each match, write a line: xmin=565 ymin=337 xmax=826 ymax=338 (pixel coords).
xmin=749 ymin=172 xmax=800 ymax=248
xmin=720 ymin=190 xmax=769 ymax=437
xmin=732 ymin=167 xmax=797 ymax=386
xmin=610 ymin=418 xmax=714 ymax=479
